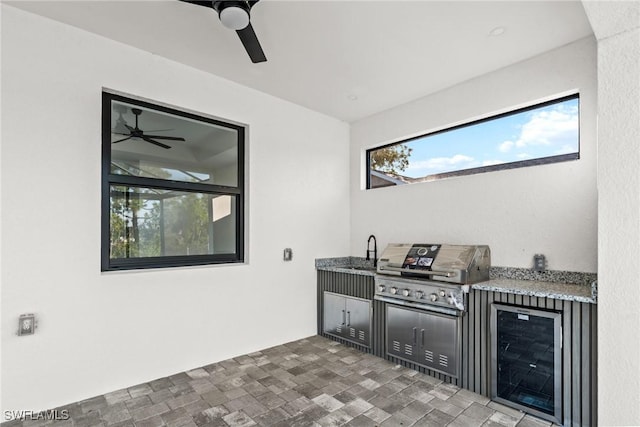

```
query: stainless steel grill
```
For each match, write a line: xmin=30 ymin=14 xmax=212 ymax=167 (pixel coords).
xmin=374 ymin=243 xmax=490 ymax=379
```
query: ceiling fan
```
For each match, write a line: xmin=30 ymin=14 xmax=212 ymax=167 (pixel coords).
xmin=112 ymin=108 xmax=185 ymax=150
xmin=181 ymin=0 xmax=267 ymax=63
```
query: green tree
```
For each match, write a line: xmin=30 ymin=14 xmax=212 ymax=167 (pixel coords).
xmin=164 ymin=193 xmax=210 ymax=256
xmin=370 ymin=144 xmax=412 ymax=175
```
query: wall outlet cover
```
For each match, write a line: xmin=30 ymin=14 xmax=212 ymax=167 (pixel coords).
xmin=18 ymin=313 xmax=36 ymax=336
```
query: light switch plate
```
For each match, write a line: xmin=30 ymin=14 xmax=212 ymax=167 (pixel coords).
xmin=283 ymin=248 xmax=293 ymax=261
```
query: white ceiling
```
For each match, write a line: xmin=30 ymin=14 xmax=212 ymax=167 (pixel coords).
xmin=7 ymin=0 xmax=594 ymax=122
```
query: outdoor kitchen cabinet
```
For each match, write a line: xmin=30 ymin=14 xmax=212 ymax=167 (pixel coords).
xmin=323 ymin=292 xmax=371 ymax=347
xmin=317 ymin=269 xmax=376 ymax=353
xmin=386 ymin=304 xmax=460 ymax=378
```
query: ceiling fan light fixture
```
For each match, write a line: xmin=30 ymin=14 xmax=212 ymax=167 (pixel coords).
xmin=218 ymin=2 xmax=250 ymax=30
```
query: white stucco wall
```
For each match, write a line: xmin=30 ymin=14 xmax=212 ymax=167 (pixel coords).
xmin=350 ymin=37 xmax=597 ymax=273
xmin=0 ymin=5 xmax=350 ymax=413
xmin=583 ymin=1 xmax=640 ymax=425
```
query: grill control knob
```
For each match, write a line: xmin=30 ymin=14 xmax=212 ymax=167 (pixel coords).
xmin=402 ymin=289 xmax=411 ymax=297
xmin=430 ymin=293 xmax=438 ymax=302
xmin=390 ymin=287 xmax=398 ymax=295
xmin=439 ymin=290 xmax=447 ymax=297
xmin=378 ymin=285 xmax=385 ymax=293
xmin=415 ymin=291 xmax=424 ymax=299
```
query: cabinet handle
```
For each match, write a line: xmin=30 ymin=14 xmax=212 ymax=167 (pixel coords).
xmin=412 ymin=327 xmax=417 ymax=345
xmin=346 ymin=311 xmax=351 ymax=326
xmin=421 ymin=329 xmax=425 ymax=346
xmin=341 ymin=310 xmax=345 ymax=325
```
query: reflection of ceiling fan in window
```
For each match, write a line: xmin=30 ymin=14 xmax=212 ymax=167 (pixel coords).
xmin=112 ymin=107 xmax=185 ymax=150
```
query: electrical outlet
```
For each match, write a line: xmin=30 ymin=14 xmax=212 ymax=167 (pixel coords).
xmin=533 ymin=254 xmax=547 ymax=272
xmin=18 ymin=314 xmax=36 ymax=336
xmin=283 ymin=248 xmax=293 ymax=261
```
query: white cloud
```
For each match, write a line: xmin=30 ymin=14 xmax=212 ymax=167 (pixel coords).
xmin=517 ymin=153 xmax=531 ymax=159
xmin=498 ymin=105 xmax=578 ymax=152
xmin=499 ymin=140 xmax=514 ymax=153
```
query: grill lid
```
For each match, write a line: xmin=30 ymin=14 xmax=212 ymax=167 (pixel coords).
xmin=377 ymin=243 xmax=490 ymax=284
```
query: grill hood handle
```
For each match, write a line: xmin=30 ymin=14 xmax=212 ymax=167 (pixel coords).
xmin=377 ymin=266 xmax=455 ymax=277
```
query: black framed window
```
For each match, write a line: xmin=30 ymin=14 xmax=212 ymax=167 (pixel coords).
xmin=367 ymin=94 xmax=579 ymax=189
xmin=102 ymin=92 xmax=244 ymax=271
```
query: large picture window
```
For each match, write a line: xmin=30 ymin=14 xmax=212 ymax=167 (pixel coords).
xmin=102 ymin=92 xmax=244 ymax=271
xmin=367 ymin=94 xmax=579 ymax=189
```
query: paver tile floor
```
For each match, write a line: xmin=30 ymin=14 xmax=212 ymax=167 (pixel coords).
xmin=2 ymin=336 xmax=556 ymax=427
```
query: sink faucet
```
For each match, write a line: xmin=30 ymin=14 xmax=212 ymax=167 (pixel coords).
xmin=366 ymin=235 xmax=377 ymax=267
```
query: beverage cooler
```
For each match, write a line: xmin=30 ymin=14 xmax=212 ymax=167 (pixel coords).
xmin=490 ymin=303 xmax=562 ymax=424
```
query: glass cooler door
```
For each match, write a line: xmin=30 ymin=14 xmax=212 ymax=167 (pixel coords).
xmin=491 ymin=303 xmax=562 ymax=424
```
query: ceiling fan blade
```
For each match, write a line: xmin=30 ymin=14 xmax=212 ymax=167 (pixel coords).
xmin=179 ymin=0 xmax=213 ymax=8
xmin=143 ymin=135 xmax=186 ymax=141
xmin=112 ymin=136 xmax=133 ymax=144
xmin=124 ymin=123 xmax=135 ymax=132
xmin=237 ymin=23 xmax=266 ymax=63
xmin=142 ymin=136 xmax=171 ymax=149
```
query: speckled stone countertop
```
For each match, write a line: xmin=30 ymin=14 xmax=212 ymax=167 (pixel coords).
xmin=315 ymin=257 xmax=376 ymax=276
xmin=480 ymin=267 xmax=597 ymax=304
xmin=316 ymin=257 xmax=597 ymax=303
xmin=473 ymin=278 xmax=596 ymax=304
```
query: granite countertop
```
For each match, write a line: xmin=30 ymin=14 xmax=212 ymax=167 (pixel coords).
xmin=481 ymin=266 xmax=597 ymax=304
xmin=315 ymin=256 xmax=376 ymax=276
xmin=316 ymin=257 xmax=597 ymax=303
xmin=472 ymin=278 xmax=596 ymax=304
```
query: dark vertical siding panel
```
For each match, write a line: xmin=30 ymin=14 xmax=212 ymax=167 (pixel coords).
xmin=480 ymin=290 xmax=486 ymax=393
xmin=317 ymin=272 xmax=322 ymax=334
xmin=487 ymin=291 xmax=497 ymax=395
xmin=571 ymin=301 xmax=582 ymax=427
xmin=474 ymin=290 xmax=482 ymax=392
xmin=373 ymin=300 xmax=381 ymax=357
xmin=591 ymin=304 xmax=598 ymax=426
xmin=515 ymin=294 xmax=523 ymax=306
xmin=581 ymin=302 xmax=591 ymax=426
xmin=562 ymin=299 xmax=572 ymax=427
xmin=469 ymin=290 xmax=477 ymax=392
xmin=462 ymin=291 xmax=471 ymax=390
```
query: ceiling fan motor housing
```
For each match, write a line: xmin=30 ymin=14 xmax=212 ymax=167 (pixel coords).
xmin=214 ymin=1 xmax=251 ymax=30
xmin=181 ymin=0 xmax=266 ymax=63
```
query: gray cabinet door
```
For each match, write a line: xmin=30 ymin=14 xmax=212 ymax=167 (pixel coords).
xmin=417 ymin=311 xmax=459 ymax=377
xmin=323 ymin=292 xmax=346 ymax=338
xmin=345 ymin=297 xmax=371 ymax=346
xmin=386 ymin=305 xmax=420 ymax=362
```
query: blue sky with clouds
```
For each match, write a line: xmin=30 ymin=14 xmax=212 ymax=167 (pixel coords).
xmin=398 ymin=97 xmax=579 ymax=178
